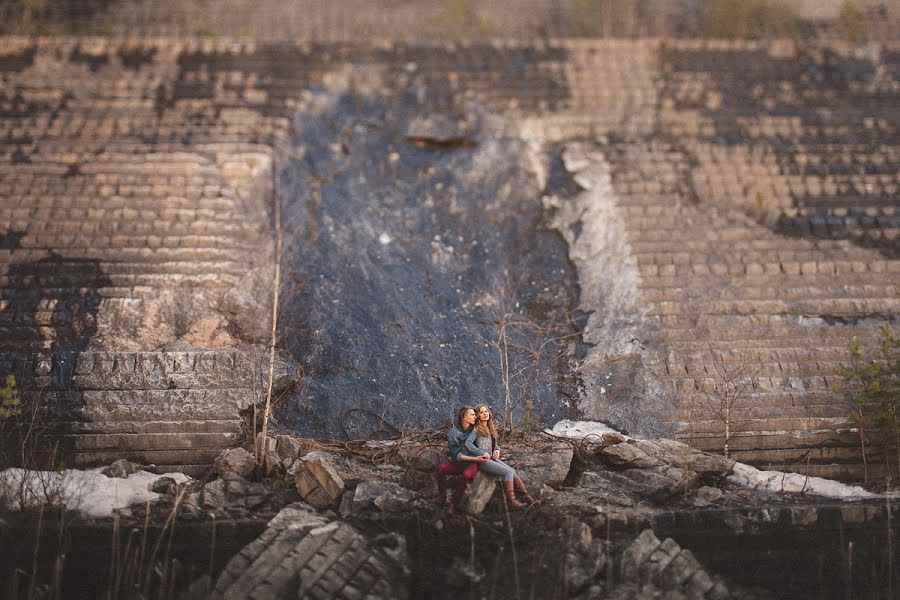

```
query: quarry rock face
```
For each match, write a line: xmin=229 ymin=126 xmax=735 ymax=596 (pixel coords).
xmin=0 ymin=34 xmax=897 ymax=480
xmin=274 ymin=85 xmax=577 ymax=439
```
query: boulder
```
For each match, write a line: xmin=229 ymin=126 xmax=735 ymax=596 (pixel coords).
xmin=291 ymin=450 xmax=345 ymax=509
xmin=546 ymin=420 xmax=629 ymax=449
xmin=693 ymin=486 xmax=724 ymax=508
xmin=634 ymin=439 xmax=734 ymax=479
xmin=276 ymin=435 xmax=305 ymax=463
xmin=150 ymin=476 xmax=178 ymax=495
xmin=102 ymin=459 xmax=142 ymax=479
xmin=213 ymin=448 xmax=256 ymax=479
xmin=459 ymin=471 xmax=497 ymax=515
xmin=621 ymin=466 xmax=699 ymax=501
xmin=506 ymin=438 xmax=573 ymax=491
xmin=601 ymin=442 xmax=664 ymax=469
xmin=351 ymin=481 xmax=413 ymax=512
xmin=201 ymin=479 xmax=227 ymax=510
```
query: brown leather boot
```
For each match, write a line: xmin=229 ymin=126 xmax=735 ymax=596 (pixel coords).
xmin=502 ymin=480 xmax=526 ymax=509
xmin=514 ymin=476 xmax=536 ymax=505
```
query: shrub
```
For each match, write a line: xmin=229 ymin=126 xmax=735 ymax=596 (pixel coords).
xmin=836 ymin=325 xmax=899 ymax=484
xmin=0 ymin=375 xmax=22 ymax=421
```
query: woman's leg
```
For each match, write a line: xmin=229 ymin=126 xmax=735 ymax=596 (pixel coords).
xmin=514 ymin=476 xmax=536 ymax=504
xmin=478 ymin=460 xmax=524 ymax=508
xmin=477 ymin=459 xmax=515 ymax=481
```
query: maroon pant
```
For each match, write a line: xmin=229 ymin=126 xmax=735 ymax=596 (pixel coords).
xmin=436 ymin=461 xmax=478 ymax=507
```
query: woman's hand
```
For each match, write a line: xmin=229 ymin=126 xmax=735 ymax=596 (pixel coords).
xmin=492 ymin=450 xmax=500 ymax=460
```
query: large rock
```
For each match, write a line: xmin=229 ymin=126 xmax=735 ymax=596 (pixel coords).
xmin=621 ymin=466 xmax=699 ymax=501
xmin=351 ymin=481 xmax=414 ymax=512
xmin=460 ymin=471 xmax=497 ymax=515
xmin=601 ymin=442 xmax=664 ymax=469
xmin=546 ymin=420 xmax=629 ymax=449
xmin=291 ymin=450 xmax=345 ymax=509
xmin=634 ymin=439 xmax=735 ymax=479
xmin=102 ymin=459 xmax=142 ymax=479
xmin=506 ymin=438 xmax=574 ymax=491
xmin=213 ymin=448 xmax=256 ymax=479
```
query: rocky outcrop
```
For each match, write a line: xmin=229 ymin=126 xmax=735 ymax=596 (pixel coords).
xmin=619 ymin=530 xmax=731 ymax=599
xmin=198 ymin=503 xmax=409 ymax=600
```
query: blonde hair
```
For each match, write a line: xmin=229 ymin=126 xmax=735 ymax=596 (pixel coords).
xmin=473 ymin=404 xmax=498 ymax=438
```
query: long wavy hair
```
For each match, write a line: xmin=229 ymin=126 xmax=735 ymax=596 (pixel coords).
xmin=473 ymin=403 xmax=498 ymax=439
xmin=456 ymin=405 xmax=475 ymax=430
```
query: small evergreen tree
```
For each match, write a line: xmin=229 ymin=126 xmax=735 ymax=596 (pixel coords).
xmin=836 ymin=325 xmax=899 ymax=485
xmin=0 ymin=374 xmax=21 ymax=420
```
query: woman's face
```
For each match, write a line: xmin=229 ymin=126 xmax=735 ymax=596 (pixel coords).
xmin=463 ymin=409 xmax=476 ymax=427
xmin=476 ymin=406 xmax=490 ymax=422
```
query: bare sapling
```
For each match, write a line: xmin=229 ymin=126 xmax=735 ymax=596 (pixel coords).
xmin=482 ymin=274 xmax=578 ymax=441
xmin=259 ymin=187 xmax=283 ymax=467
xmin=701 ymin=354 xmax=758 ymax=458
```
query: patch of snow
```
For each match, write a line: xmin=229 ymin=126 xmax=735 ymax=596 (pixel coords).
xmin=0 ymin=468 xmax=191 ymax=518
xmin=545 ymin=420 xmax=629 ymax=441
xmin=728 ymin=462 xmax=881 ymax=501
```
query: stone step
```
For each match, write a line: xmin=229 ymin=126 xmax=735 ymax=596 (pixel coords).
xmin=70 ymin=447 xmax=226 ymax=470
xmin=643 ymin=283 xmax=894 ymax=303
xmin=0 ymin=272 xmax=242 ymax=290
xmin=655 ymin=314 xmax=889 ymax=336
xmin=646 ymin=297 xmax=897 ymax=317
xmin=72 ymin=351 xmax=258 ymax=390
xmin=78 ymin=389 xmax=254 ymax=420
xmin=7 ymin=231 xmax=263 ymax=249
xmin=670 ymin=402 xmax=849 ymax=420
xmin=638 ymin=260 xmax=895 ymax=278
xmin=676 ymin=429 xmax=856 ymax=452
xmin=676 ymin=415 xmax=851 ymax=436
xmin=1 ymin=246 xmax=252 ymax=263
xmin=68 ymin=431 xmax=241 ymax=451
xmin=67 ymin=418 xmax=242 ymax=435
xmin=0 ymin=259 xmax=247 ymax=278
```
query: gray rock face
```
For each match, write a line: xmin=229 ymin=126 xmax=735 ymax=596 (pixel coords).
xmin=207 ymin=503 xmax=409 ymax=599
xmin=273 ymin=85 xmax=577 ymax=439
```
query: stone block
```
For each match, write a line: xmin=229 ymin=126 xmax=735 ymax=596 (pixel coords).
xmin=291 ymin=450 xmax=344 ymax=509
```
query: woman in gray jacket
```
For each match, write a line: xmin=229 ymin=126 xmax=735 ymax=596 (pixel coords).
xmin=463 ymin=403 xmax=535 ymax=509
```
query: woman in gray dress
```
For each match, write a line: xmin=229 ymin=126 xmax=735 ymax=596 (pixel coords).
xmin=463 ymin=403 xmax=536 ymax=509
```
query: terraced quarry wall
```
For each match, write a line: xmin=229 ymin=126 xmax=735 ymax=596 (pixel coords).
xmin=0 ymin=35 xmax=896 ymax=480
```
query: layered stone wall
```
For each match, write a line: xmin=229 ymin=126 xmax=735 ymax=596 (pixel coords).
xmin=0 ymin=35 xmax=896 ymax=479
